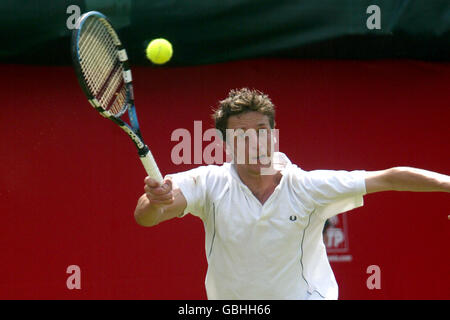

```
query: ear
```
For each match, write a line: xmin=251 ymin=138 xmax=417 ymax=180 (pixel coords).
xmin=272 ymin=126 xmax=277 ymax=143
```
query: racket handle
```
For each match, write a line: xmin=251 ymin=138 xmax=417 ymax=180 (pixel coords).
xmin=140 ymin=148 xmax=163 ymax=184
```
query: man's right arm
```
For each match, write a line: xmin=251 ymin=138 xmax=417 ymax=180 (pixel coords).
xmin=134 ymin=177 xmax=188 ymax=227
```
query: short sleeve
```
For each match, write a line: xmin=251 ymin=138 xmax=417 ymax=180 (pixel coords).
xmin=293 ymin=169 xmax=367 ymax=220
xmin=302 ymin=170 xmax=367 ymax=205
xmin=165 ymin=166 xmax=215 ymax=221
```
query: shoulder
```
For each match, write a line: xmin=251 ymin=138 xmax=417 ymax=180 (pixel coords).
xmin=166 ymin=163 xmax=231 ymax=189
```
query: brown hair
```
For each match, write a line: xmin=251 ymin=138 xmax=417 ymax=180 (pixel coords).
xmin=212 ymin=88 xmax=276 ymax=141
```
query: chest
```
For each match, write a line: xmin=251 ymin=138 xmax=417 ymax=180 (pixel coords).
xmin=211 ymin=183 xmax=314 ymax=247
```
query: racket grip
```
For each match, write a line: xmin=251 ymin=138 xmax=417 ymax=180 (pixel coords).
xmin=140 ymin=148 xmax=163 ymax=184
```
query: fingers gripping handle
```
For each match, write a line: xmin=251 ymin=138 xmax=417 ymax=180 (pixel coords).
xmin=140 ymin=149 xmax=163 ymax=184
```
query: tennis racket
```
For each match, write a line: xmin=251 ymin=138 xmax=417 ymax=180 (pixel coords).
xmin=71 ymin=11 xmax=163 ymax=183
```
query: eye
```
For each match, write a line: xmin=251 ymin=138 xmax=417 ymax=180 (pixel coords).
xmin=232 ymin=129 xmax=246 ymax=138
xmin=258 ymin=128 xmax=269 ymax=136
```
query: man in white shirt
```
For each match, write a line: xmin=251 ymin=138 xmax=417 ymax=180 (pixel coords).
xmin=134 ymin=88 xmax=450 ymax=300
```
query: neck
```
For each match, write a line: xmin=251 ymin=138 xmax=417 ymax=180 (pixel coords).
xmin=234 ymin=164 xmax=282 ymax=204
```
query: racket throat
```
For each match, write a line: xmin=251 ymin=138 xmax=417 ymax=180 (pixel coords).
xmin=138 ymin=145 xmax=150 ymax=157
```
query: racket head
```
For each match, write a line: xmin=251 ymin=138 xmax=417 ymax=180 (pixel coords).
xmin=71 ymin=11 xmax=134 ymax=119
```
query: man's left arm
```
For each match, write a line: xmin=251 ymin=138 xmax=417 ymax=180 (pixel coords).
xmin=365 ymin=167 xmax=450 ymax=194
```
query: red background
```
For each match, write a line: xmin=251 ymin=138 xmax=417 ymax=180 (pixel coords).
xmin=1 ymin=59 xmax=449 ymax=299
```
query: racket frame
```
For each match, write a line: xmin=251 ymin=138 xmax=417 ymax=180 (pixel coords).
xmin=71 ymin=11 xmax=163 ymax=182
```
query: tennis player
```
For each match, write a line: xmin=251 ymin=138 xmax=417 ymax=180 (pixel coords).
xmin=134 ymin=88 xmax=450 ymax=300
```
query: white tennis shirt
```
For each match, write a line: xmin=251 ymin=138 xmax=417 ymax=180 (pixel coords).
xmin=167 ymin=152 xmax=367 ymax=300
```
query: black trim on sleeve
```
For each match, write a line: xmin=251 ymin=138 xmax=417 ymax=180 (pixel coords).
xmin=208 ymin=203 xmax=216 ymax=258
xmin=299 ymin=209 xmax=326 ymax=299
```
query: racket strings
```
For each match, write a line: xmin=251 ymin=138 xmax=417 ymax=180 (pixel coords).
xmin=100 ymin=65 xmax=125 ymax=114
xmin=81 ymin=19 xmax=116 ymax=91
xmin=80 ymin=20 xmax=116 ymax=95
xmin=79 ymin=19 xmax=114 ymax=94
xmin=110 ymin=86 xmax=127 ymax=116
xmin=78 ymin=17 xmax=126 ymax=116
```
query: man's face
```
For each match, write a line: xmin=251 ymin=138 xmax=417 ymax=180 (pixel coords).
xmin=226 ymin=111 xmax=275 ymax=175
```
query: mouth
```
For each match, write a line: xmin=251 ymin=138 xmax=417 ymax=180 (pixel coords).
xmin=250 ymin=154 xmax=273 ymax=167
xmin=251 ymin=154 xmax=267 ymax=161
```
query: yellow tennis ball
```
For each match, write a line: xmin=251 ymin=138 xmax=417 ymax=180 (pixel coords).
xmin=146 ymin=38 xmax=173 ymax=64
